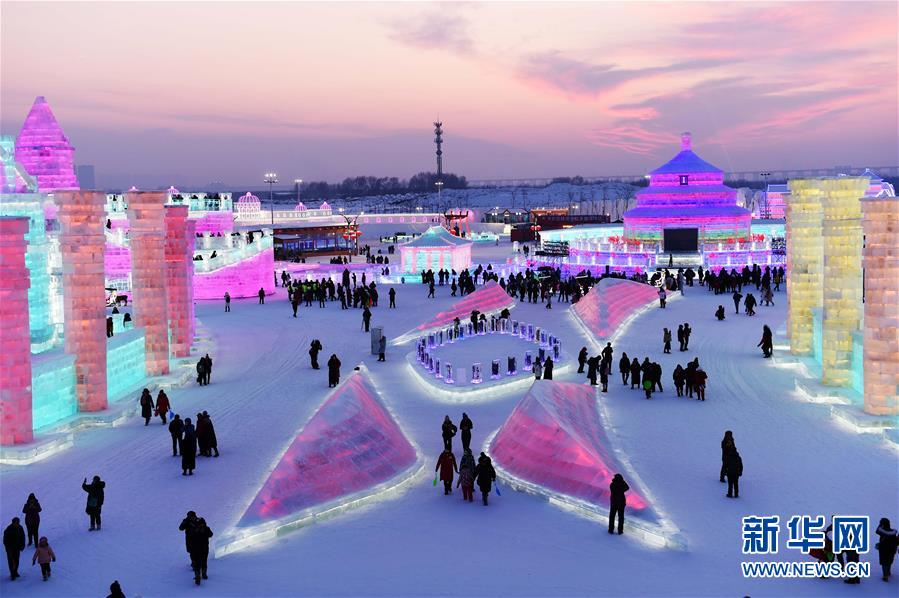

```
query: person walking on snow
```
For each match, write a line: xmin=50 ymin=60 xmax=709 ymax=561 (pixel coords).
xmin=658 ymin=286 xmax=667 ymax=308
xmin=188 ymin=518 xmax=213 ymax=585
xmin=619 ymin=352 xmax=630 ymax=385
xmin=3 ymin=517 xmax=25 ymax=580
xmin=608 ymin=473 xmax=629 ymax=535
xmin=155 ymin=389 xmax=171 ymax=424
xmin=441 ymin=416 xmax=457 ymax=451
xmin=719 ymin=431 xmax=735 ymax=482
xmin=758 ymin=325 xmax=773 ymax=358
xmin=474 ymin=453 xmax=497 ymax=506
xmin=327 ymin=354 xmax=341 ymax=387
xmin=577 ymin=347 xmax=588 ymax=374
xmin=139 ymin=389 xmax=154 ymax=426
xmin=663 ymin=328 xmax=672 ymax=354
xmin=875 ymin=518 xmax=898 ymax=581
xmin=31 ymin=536 xmax=55 ymax=581
xmin=258 ymin=287 xmax=265 ymax=304
xmin=82 ymin=476 xmax=105 ymax=531
xmin=22 ymin=494 xmax=41 ymax=547
xmin=543 ymin=356 xmax=554 ymax=380
xmin=457 ymin=449 xmax=476 ymax=502
xmin=459 ymin=413 xmax=473 ymax=452
xmin=378 ymin=334 xmax=386 ymax=362
xmin=435 ymin=449 xmax=458 ymax=495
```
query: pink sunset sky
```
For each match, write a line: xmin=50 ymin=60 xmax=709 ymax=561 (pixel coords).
xmin=1 ymin=1 xmax=896 ymax=188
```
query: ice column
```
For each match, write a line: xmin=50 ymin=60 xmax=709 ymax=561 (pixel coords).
xmin=56 ymin=191 xmax=108 ymax=412
xmin=820 ymin=178 xmax=867 ymax=386
xmin=785 ymin=180 xmax=824 ymax=355
xmin=861 ymin=196 xmax=899 ymax=415
xmin=0 ymin=217 xmax=34 ymax=444
xmin=165 ymin=206 xmax=196 ymax=357
xmin=127 ymin=191 xmax=170 ymax=375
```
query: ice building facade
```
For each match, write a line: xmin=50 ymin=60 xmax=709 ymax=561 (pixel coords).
xmin=399 ymin=226 xmax=472 ymax=274
xmin=13 ymin=97 xmax=78 ymax=192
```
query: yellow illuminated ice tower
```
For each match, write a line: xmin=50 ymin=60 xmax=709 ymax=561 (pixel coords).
xmin=785 ymin=180 xmax=824 ymax=355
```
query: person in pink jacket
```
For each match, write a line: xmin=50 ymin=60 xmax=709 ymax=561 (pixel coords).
xmin=32 ymin=536 xmax=55 ymax=581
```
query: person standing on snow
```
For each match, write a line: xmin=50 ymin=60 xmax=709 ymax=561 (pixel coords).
xmin=327 ymin=354 xmax=341 ymax=387
xmin=3 ymin=517 xmax=25 ymax=580
xmin=378 ymin=334 xmax=386 ymax=362
xmin=543 ymin=356 xmax=554 ymax=380
xmin=457 ymin=449 xmax=476 ymax=502
xmin=441 ymin=416 xmax=457 ymax=452
xmin=719 ymin=431 xmax=735 ymax=483
xmin=388 ymin=287 xmax=396 ymax=308
xmin=202 ymin=354 xmax=213 ymax=385
xmin=875 ymin=518 xmax=898 ymax=581
xmin=459 ymin=413 xmax=473 ymax=452
xmin=663 ymin=328 xmax=672 ymax=354
xmin=723 ymin=446 xmax=742 ymax=498
xmin=181 ymin=419 xmax=197 ymax=476
xmin=577 ymin=347 xmax=588 ymax=374
xmin=758 ymin=325 xmax=773 ymax=358
xmin=474 ymin=453 xmax=497 ymax=506
xmin=362 ymin=306 xmax=372 ymax=332
xmin=309 ymin=339 xmax=323 ymax=370
xmin=188 ymin=518 xmax=213 ymax=585
xmin=682 ymin=323 xmax=692 ymax=350
xmin=169 ymin=414 xmax=184 ymax=457
xmin=619 ymin=352 xmax=630 ymax=385
xmin=629 ymin=357 xmax=641 ymax=390
xmin=224 ymin=292 xmax=231 ymax=312
xmin=257 ymin=287 xmax=265 ymax=305
xmin=139 ymin=389 xmax=154 ymax=426
xmin=608 ymin=473 xmax=629 ymax=535
xmin=21 ymin=494 xmax=41 ymax=548
xmin=179 ymin=511 xmax=198 ymax=564
xmin=82 ymin=476 xmax=105 ymax=531
xmin=435 ymin=449 xmax=458 ymax=495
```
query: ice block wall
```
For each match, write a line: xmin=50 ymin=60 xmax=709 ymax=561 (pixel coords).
xmin=126 ymin=191 xmax=170 ymax=375
xmin=820 ymin=178 xmax=867 ymax=387
xmin=56 ymin=191 xmax=108 ymax=412
xmin=861 ymin=196 xmax=899 ymax=415
xmin=0 ymin=217 xmax=34 ymax=444
xmin=785 ymin=180 xmax=824 ymax=355
xmin=165 ymin=206 xmax=196 ymax=357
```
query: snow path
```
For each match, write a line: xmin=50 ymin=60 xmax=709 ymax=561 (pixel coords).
xmin=1 ymin=279 xmax=896 ymax=597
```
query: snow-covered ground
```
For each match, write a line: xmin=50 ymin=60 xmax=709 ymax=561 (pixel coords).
xmin=1 ymin=244 xmax=896 ymax=597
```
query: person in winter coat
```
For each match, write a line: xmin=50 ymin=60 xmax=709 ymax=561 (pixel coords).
xmin=3 ymin=517 xmax=25 ymax=580
xmin=309 ymin=339 xmax=322 ymax=369
xmin=107 ymin=580 xmax=125 ymax=598
xmin=875 ymin=518 xmax=898 ymax=581
xmin=200 ymin=411 xmax=219 ymax=457
xmin=31 ymin=536 xmax=55 ymax=581
xmin=378 ymin=335 xmax=386 ymax=362
xmin=682 ymin=323 xmax=692 ymax=350
xmin=673 ymin=365 xmax=685 ymax=397
xmin=663 ymin=328 xmax=672 ymax=354
xmin=181 ymin=418 xmax=197 ymax=475
xmin=82 ymin=476 xmax=105 ymax=530
xmin=196 ymin=412 xmax=208 ymax=457
xmin=643 ymin=377 xmax=653 ymax=399
xmin=732 ymin=291 xmax=743 ymax=314
xmin=630 ymin=358 xmax=641 ymax=389
xmin=658 ymin=286 xmax=667 ymax=308
xmin=441 ymin=416 xmax=457 ymax=451
xmin=188 ymin=518 xmax=213 ymax=585
xmin=202 ymin=355 xmax=213 ymax=385
xmin=139 ymin=389 xmax=154 ymax=426
xmin=758 ymin=325 xmax=773 ymax=358
xmin=169 ymin=415 xmax=184 ymax=457
xmin=577 ymin=347 xmax=588 ymax=374
xmin=362 ymin=307 xmax=372 ymax=332
xmin=473 ymin=453 xmax=497 ymax=506
xmin=224 ymin=292 xmax=231 ymax=312
xmin=435 ymin=449 xmax=458 ymax=495
xmin=459 ymin=413 xmax=473 ymax=452
xmin=599 ymin=358 xmax=610 ymax=392
xmin=677 ymin=324 xmax=685 ymax=351
xmin=608 ymin=473 xmax=629 ymax=535
xmin=619 ymin=353 xmax=630 ymax=385
xmin=179 ymin=511 xmax=198 ymax=563
xmin=715 ymin=305 xmax=725 ymax=321
xmin=719 ymin=431 xmax=735 ymax=483
xmin=388 ymin=287 xmax=396 ymax=308
xmin=744 ymin=293 xmax=757 ymax=316
xmin=22 ymin=494 xmax=41 ymax=547
xmin=723 ymin=447 xmax=742 ymax=498
xmin=155 ymin=390 xmax=170 ymax=424
xmin=327 ymin=354 xmax=341 ymax=387
xmin=457 ymin=449 xmax=476 ymax=502
xmin=258 ymin=287 xmax=265 ymax=304
xmin=695 ymin=367 xmax=708 ymax=401
xmin=587 ymin=355 xmax=599 ymax=386
xmin=543 ymin=357 xmax=554 ymax=380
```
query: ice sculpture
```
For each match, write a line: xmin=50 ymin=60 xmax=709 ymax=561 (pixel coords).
xmin=14 ymin=97 xmax=78 ymax=192
xmin=0 ymin=217 xmax=33 ymax=444
xmin=192 ymin=238 xmax=275 ymax=300
xmin=862 ymin=195 xmax=899 ymax=415
xmin=1 ymin=135 xmax=37 ymax=193
xmin=56 ymin=191 xmax=108 ymax=412
xmin=623 ymin=133 xmax=750 ymax=245
xmin=126 ymin=191 xmax=170 ymax=375
xmin=571 ymin=278 xmax=659 ymax=340
xmin=399 ymin=226 xmax=472 ymax=273
xmin=164 ymin=206 xmax=196 ymax=357
xmin=491 ymin=380 xmax=652 ymax=515
xmin=415 ymin=281 xmax=514 ymax=332
xmin=786 ymin=180 xmax=824 ymax=355
xmin=237 ymin=369 xmax=418 ymax=527
xmin=820 ymin=178 xmax=868 ymax=386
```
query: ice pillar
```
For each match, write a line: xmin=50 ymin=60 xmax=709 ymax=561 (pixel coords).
xmin=820 ymin=178 xmax=867 ymax=386
xmin=126 ymin=191 xmax=170 ymax=375
xmin=56 ymin=191 xmax=108 ymax=412
xmin=0 ymin=217 xmax=34 ymax=444
xmin=861 ymin=196 xmax=899 ymax=415
xmin=785 ymin=180 xmax=824 ymax=355
xmin=165 ymin=206 xmax=196 ymax=357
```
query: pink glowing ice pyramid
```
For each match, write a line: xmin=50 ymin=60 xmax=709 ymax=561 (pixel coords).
xmin=416 ymin=281 xmax=515 ymax=331
xmin=14 ymin=97 xmax=78 ymax=192
xmin=238 ymin=369 xmax=417 ymax=526
xmin=572 ymin=278 xmax=659 ymax=339
xmin=491 ymin=380 xmax=653 ymax=515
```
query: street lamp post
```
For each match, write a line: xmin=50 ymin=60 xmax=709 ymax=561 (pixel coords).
xmin=264 ymin=172 xmax=278 ymax=225
xmin=294 ymin=178 xmax=303 ymax=205
xmin=760 ymin=172 xmax=771 ymax=219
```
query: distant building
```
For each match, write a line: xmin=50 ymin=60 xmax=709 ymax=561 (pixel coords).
xmin=76 ymin=164 xmax=96 ymax=189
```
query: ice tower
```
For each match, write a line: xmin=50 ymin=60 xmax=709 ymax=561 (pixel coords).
xmin=14 ymin=97 xmax=78 ymax=192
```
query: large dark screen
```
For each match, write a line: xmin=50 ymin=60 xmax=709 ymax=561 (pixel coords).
xmin=663 ymin=228 xmax=699 ymax=252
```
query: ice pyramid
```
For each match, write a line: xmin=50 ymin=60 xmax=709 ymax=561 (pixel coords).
xmin=491 ymin=380 xmax=652 ymax=514
xmin=233 ymin=368 xmax=419 ymax=540
xmin=14 ymin=96 xmax=78 ymax=192
xmin=417 ymin=281 xmax=514 ymax=332
xmin=572 ymin=278 xmax=658 ymax=340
